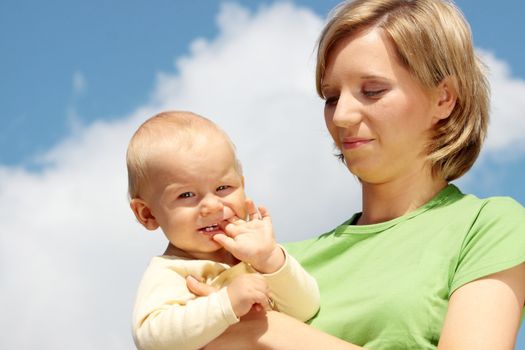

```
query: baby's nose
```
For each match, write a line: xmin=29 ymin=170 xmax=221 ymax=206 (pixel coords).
xmin=200 ymin=194 xmax=224 ymax=216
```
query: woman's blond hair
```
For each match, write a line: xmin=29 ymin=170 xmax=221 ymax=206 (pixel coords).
xmin=316 ymin=0 xmax=489 ymax=181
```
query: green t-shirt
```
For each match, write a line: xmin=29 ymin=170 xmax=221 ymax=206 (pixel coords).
xmin=285 ymin=185 xmax=525 ymax=349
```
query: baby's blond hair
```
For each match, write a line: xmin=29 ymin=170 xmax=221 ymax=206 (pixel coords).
xmin=126 ymin=111 xmax=242 ymax=199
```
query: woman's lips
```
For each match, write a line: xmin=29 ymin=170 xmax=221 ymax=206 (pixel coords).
xmin=341 ymin=137 xmax=373 ymax=150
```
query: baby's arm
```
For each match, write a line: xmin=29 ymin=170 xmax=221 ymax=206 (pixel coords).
xmin=263 ymin=251 xmax=320 ymax=321
xmin=133 ymin=267 xmax=239 ymax=350
xmin=213 ymin=201 xmax=320 ymax=321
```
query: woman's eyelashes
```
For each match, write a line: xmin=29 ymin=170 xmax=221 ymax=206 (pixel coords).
xmin=324 ymin=95 xmax=339 ymax=107
xmin=361 ymin=80 xmax=390 ymax=98
xmin=323 ymin=86 xmax=388 ymax=106
xmin=362 ymin=88 xmax=386 ymax=97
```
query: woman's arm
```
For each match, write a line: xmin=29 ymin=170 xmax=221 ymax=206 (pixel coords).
xmin=193 ymin=263 xmax=525 ymax=350
xmin=202 ymin=310 xmax=363 ymax=350
xmin=438 ymin=263 xmax=525 ymax=350
xmin=188 ymin=270 xmax=360 ymax=350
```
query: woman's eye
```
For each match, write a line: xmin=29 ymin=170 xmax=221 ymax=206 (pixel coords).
xmin=178 ymin=192 xmax=194 ymax=199
xmin=217 ymin=185 xmax=231 ymax=192
xmin=362 ymin=89 xmax=386 ymax=97
xmin=324 ymin=96 xmax=339 ymax=106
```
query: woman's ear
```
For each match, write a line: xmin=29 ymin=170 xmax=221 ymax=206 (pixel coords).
xmin=432 ymin=76 xmax=457 ymax=124
xmin=130 ymin=198 xmax=159 ymax=230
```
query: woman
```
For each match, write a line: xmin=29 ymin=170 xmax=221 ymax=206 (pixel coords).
xmin=190 ymin=0 xmax=525 ymax=348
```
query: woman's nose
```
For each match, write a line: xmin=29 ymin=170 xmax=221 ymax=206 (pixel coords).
xmin=199 ymin=194 xmax=224 ymax=217
xmin=331 ymin=93 xmax=362 ymax=128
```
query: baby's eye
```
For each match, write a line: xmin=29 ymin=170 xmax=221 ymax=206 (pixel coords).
xmin=216 ymin=185 xmax=231 ymax=192
xmin=178 ymin=192 xmax=195 ymax=199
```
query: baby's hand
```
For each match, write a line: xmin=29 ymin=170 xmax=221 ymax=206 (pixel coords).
xmin=214 ymin=200 xmax=285 ymax=273
xmin=227 ymin=273 xmax=272 ymax=318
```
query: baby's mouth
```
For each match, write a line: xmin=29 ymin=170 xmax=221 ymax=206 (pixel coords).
xmin=198 ymin=224 xmax=220 ymax=235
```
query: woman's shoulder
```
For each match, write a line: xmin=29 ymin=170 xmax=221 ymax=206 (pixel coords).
xmin=448 ymin=193 xmax=525 ymax=293
xmin=441 ymin=185 xmax=524 ymax=219
xmin=478 ymin=195 xmax=524 ymax=213
xmin=460 ymin=191 xmax=525 ymax=222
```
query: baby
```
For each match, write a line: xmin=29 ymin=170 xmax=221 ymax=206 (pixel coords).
xmin=128 ymin=111 xmax=319 ymax=350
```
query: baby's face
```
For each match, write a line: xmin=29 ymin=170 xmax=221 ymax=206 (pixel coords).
xmin=143 ymin=133 xmax=246 ymax=260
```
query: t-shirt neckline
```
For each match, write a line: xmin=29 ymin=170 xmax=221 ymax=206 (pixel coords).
xmin=335 ymin=184 xmax=461 ymax=235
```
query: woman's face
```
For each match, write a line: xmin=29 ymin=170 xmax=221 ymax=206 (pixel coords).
xmin=321 ymin=28 xmax=441 ymax=184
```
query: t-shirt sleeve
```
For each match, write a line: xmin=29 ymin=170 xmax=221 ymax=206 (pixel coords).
xmin=449 ymin=197 xmax=525 ymax=295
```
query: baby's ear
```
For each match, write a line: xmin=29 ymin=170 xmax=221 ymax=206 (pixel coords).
xmin=130 ymin=198 xmax=159 ymax=230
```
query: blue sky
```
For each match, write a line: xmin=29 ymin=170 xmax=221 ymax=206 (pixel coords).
xmin=3 ymin=0 xmax=524 ymax=169
xmin=1 ymin=1 xmax=524 ymax=348
xmin=0 ymin=0 xmax=337 ymax=166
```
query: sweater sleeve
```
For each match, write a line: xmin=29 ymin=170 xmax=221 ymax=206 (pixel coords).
xmin=132 ymin=260 xmax=239 ymax=350
xmin=262 ymin=246 xmax=320 ymax=321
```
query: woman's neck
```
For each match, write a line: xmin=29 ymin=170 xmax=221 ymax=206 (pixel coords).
xmin=358 ymin=169 xmax=447 ymax=225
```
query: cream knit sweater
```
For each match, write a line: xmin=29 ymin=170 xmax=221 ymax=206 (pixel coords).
xmin=132 ymin=248 xmax=319 ymax=350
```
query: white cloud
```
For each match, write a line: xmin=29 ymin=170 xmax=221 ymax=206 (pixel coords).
xmin=73 ymin=70 xmax=87 ymax=95
xmin=457 ymin=50 xmax=525 ymax=192
xmin=0 ymin=3 xmax=359 ymax=349
xmin=478 ymin=50 xmax=525 ymax=157
xmin=2 ymin=3 xmax=523 ymax=349
xmin=68 ymin=71 xmax=88 ymax=135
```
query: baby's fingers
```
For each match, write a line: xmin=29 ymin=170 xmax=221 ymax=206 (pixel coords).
xmin=222 ymin=221 xmax=247 ymax=238
xmin=258 ymin=206 xmax=271 ymax=219
xmin=219 ymin=219 xmax=247 ymax=238
xmin=246 ymin=198 xmax=261 ymax=221
xmin=257 ymin=206 xmax=273 ymax=229
xmin=186 ymin=275 xmax=218 ymax=296
xmin=254 ymin=291 xmax=273 ymax=312
xmin=249 ymin=274 xmax=272 ymax=309
xmin=212 ymin=233 xmax=237 ymax=251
